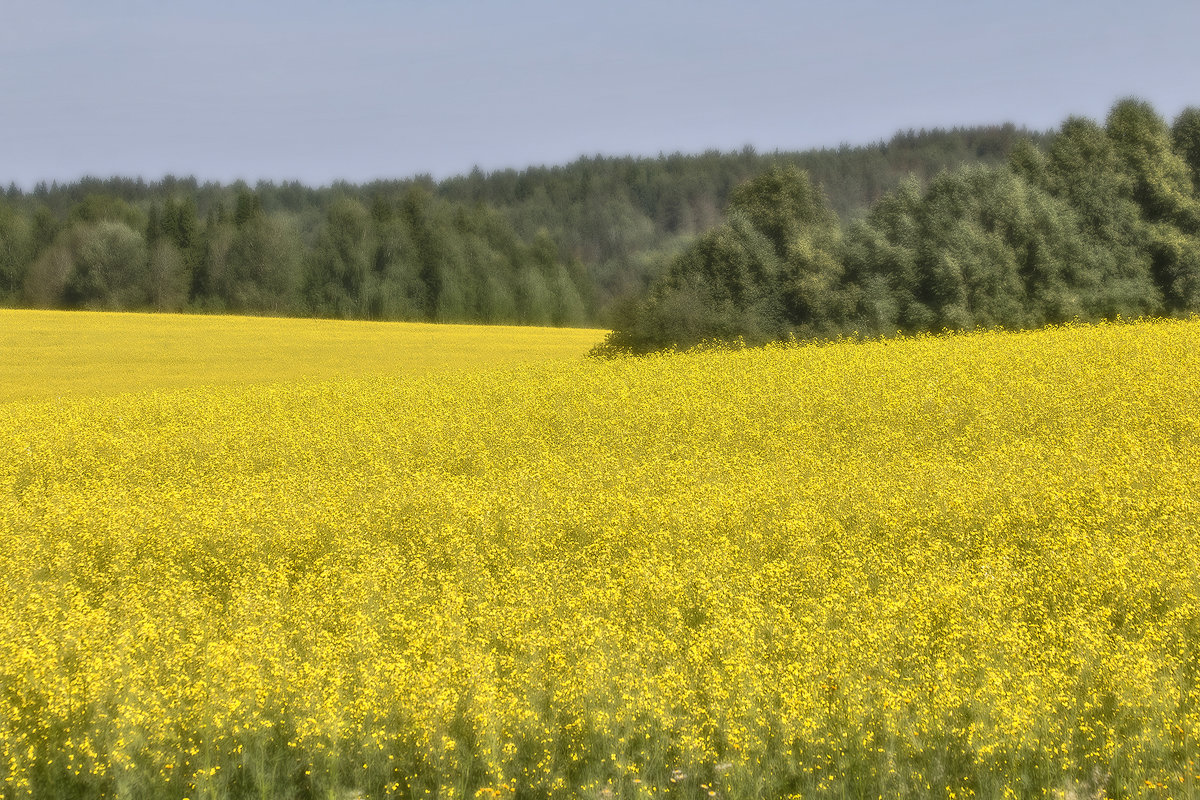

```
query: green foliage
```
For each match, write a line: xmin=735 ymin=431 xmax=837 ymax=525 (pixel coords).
xmin=851 ymin=167 xmax=1105 ymax=331
xmin=368 ymin=200 xmax=426 ymax=321
xmin=727 ymin=164 xmax=839 ymax=258
xmin=11 ymin=113 xmax=1197 ymax=336
xmin=1173 ymin=107 xmax=1200 ymax=188
xmin=606 ymin=98 xmax=1200 ymax=352
xmin=1147 ymin=222 xmax=1200 ymax=311
xmin=233 ymin=184 xmax=263 ymax=227
xmin=69 ymin=194 xmax=145 ymax=230
xmin=23 ymin=244 xmax=73 ymax=309
xmin=305 ymin=196 xmax=374 ymax=318
xmin=193 ymin=216 xmax=234 ymax=311
xmin=224 ymin=213 xmax=302 ymax=313
xmin=601 ymin=167 xmax=846 ymax=352
xmin=1106 ymin=98 xmax=1200 ymax=232
xmin=0 ymin=127 xmax=1040 ymax=325
xmin=147 ymin=241 xmax=190 ymax=311
xmin=0 ymin=201 xmax=32 ymax=301
xmin=63 ymin=221 xmax=150 ymax=309
xmin=400 ymin=186 xmax=453 ymax=320
xmin=1013 ymin=116 xmax=1163 ymax=317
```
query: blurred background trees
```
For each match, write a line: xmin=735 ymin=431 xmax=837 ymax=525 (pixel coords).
xmin=0 ymin=122 xmax=1040 ymax=326
xmin=600 ymin=98 xmax=1200 ymax=352
xmin=4 ymin=100 xmax=1198 ymax=347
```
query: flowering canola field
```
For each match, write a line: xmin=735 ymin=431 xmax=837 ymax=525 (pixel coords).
xmin=3 ymin=313 xmax=1200 ymax=800
xmin=0 ymin=309 xmax=606 ymax=402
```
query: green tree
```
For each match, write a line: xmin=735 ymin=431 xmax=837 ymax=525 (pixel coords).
xmin=30 ymin=205 xmax=59 ymax=256
xmin=233 ymin=184 xmax=263 ymax=227
xmin=600 ymin=167 xmax=847 ymax=351
xmin=306 ymin=196 xmax=374 ymax=317
xmin=1013 ymin=115 xmax=1163 ymax=318
xmin=400 ymin=187 xmax=442 ymax=319
xmin=516 ymin=264 xmax=556 ymax=326
xmin=369 ymin=207 xmax=426 ymax=320
xmin=1106 ymin=98 xmax=1200 ymax=232
xmin=1172 ymin=107 xmax=1200 ymax=194
xmin=225 ymin=213 xmax=302 ymax=313
xmin=847 ymin=166 xmax=1134 ymax=333
xmin=1146 ymin=224 xmax=1200 ymax=311
xmin=192 ymin=213 xmax=235 ymax=310
xmin=840 ymin=177 xmax=923 ymax=334
xmin=145 ymin=202 xmax=163 ymax=247
xmin=22 ymin=244 xmax=72 ymax=307
xmin=162 ymin=197 xmax=202 ymax=285
xmin=523 ymin=229 xmax=588 ymax=326
xmin=0 ymin=201 xmax=32 ymax=302
xmin=147 ymin=240 xmax=189 ymax=311
xmin=726 ymin=165 xmax=839 ymax=259
xmin=64 ymin=220 xmax=149 ymax=309
xmin=70 ymin=194 xmax=145 ymax=230
xmin=1103 ymin=99 xmax=1200 ymax=310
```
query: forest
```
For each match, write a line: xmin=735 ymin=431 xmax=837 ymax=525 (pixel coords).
xmin=0 ymin=123 xmax=1038 ymax=329
xmin=600 ymin=99 xmax=1200 ymax=353
xmin=6 ymin=100 xmax=1195 ymax=351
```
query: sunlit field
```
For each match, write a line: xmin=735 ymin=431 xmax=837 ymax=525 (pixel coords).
xmin=3 ymin=314 xmax=1200 ymax=799
xmin=0 ymin=309 xmax=607 ymax=402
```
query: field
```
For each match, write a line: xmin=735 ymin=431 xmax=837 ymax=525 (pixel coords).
xmin=0 ymin=310 xmax=607 ymax=402
xmin=3 ymin=310 xmax=1200 ymax=800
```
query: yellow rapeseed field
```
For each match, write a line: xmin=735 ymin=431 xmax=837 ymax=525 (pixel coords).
xmin=0 ymin=309 xmax=607 ymax=402
xmin=2 ymin=311 xmax=1200 ymax=799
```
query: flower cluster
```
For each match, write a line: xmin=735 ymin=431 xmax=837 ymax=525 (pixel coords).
xmin=2 ymin=314 xmax=1199 ymax=799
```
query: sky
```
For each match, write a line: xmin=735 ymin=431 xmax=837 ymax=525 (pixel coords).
xmin=3 ymin=0 xmax=1199 ymax=189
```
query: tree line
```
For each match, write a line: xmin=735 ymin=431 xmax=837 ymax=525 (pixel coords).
xmin=0 ymin=125 xmax=1041 ymax=325
xmin=598 ymin=99 xmax=1200 ymax=353
xmin=3 ymin=185 xmax=589 ymax=326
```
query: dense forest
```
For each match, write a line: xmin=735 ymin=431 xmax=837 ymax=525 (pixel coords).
xmin=600 ymin=99 xmax=1200 ymax=353
xmin=12 ymin=101 xmax=1193 ymax=350
xmin=0 ymin=124 xmax=1040 ymax=327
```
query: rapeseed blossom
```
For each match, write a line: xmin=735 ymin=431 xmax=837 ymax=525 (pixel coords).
xmin=2 ymin=314 xmax=1199 ymax=799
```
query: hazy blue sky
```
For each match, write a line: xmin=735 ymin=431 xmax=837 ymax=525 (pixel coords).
xmin=3 ymin=0 xmax=1198 ymax=188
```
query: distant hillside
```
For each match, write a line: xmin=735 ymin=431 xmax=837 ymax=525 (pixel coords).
xmin=1 ymin=125 xmax=1047 ymax=324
